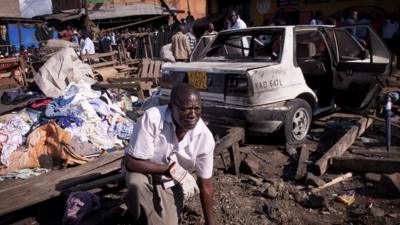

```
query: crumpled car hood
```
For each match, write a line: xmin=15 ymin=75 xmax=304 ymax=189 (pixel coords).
xmin=162 ymin=61 xmax=278 ymax=73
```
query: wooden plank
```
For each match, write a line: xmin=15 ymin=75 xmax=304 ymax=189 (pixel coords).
xmin=153 ymin=60 xmax=162 ymax=78
xmin=231 ymin=143 xmax=241 ymax=175
xmin=147 ymin=60 xmax=156 ymax=78
xmin=350 ymin=149 xmax=400 ymax=158
xmin=0 ymin=78 xmax=20 ymax=90
xmin=107 ymin=77 xmax=154 ymax=83
xmin=0 ymin=57 xmax=18 ymax=64
xmin=81 ymin=51 xmax=118 ymax=60
xmin=140 ymin=59 xmax=150 ymax=78
xmin=57 ymin=159 xmax=122 ymax=190
xmin=67 ymin=173 xmax=123 ymax=192
xmin=98 ymin=83 xmax=138 ymax=90
xmin=331 ymin=156 xmax=400 ymax=174
xmin=148 ymin=35 xmax=154 ymax=59
xmin=295 ymin=145 xmax=309 ymax=180
xmin=213 ymin=127 xmax=245 ymax=155
xmin=0 ymin=152 xmax=123 ymax=216
xmin=90 ymin=60 xmax=117 ymax=69
xmin=313 ymin=117 xmax=374 ymax=175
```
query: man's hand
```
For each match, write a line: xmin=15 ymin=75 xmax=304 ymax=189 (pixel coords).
xmin=168 ymin=161 xmax=199 ymax=199
xmin=167 ymin=161 xmax=188 ymax=182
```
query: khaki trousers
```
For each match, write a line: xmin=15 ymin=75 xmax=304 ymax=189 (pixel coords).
xmin=124 ymin=172 xmax=184 ymax=225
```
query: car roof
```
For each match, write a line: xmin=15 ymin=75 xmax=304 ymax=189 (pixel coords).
xmin=218 ymin=25 xmax=336 ymax=35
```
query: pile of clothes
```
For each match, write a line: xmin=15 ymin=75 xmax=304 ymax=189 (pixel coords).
xmin=0 ymin=47 xmax=135 ymax=176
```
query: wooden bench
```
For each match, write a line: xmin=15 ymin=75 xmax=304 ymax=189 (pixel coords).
xmin=81 ymin=51 xmax=119 ymax=69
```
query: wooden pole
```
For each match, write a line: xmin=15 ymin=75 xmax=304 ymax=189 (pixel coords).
xmin=311 ymin=172 xmax=352 ymax=193
xmin=83 ymin=0 xmax=90 ymax=32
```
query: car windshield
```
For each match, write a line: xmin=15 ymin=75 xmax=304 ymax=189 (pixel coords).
xmin=199 ymin=29 xmax=285 ymax=62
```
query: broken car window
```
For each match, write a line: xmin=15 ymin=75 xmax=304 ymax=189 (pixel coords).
xmin=200 ymin=29 xmax=285 ymax=62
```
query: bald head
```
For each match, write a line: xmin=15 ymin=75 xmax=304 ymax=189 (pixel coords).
xmin=170 ymin=83 xmax=200 ymax=104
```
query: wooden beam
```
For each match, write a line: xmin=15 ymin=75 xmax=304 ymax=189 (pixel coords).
xmin=0 ymin=152 xmax=123 ymax=216
xmin=295 ymin=145 xmax=309 ymax=180
xmin=313 ymin=117 xmax=374 ymax=175
xmin=67 ymin=173 xmax=123 ymax=192
xmin=81 ymin=51 xmax=118 ymax=60
xmin=213 ymin=127 xmax=245 ymax=155
xmin=90 ymin=60 xmax=117 ymax=69
xmin=350 ymin=149 xmax=400 ymax=158
xmin=231 ymin=142 xmax=241 ymax=175
xmin=331 ymin=156 xmax=400 ymax=174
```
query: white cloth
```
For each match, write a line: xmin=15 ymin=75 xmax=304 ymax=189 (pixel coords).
xmin=382 ymin=20 xmax=399 ymax=39
xmin=34 ymin=47 xmax=96 ymax=98
xmin=229 ymin=17 xmax=247 ymax=30
xmin=81 ymin=37 xmax=95 ymax=55
xmin=125 ymin=105 xmax=215 ymax=179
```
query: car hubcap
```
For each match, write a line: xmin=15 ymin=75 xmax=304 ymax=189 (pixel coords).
xmin=292 ymin=108 xmax=310 ymax=140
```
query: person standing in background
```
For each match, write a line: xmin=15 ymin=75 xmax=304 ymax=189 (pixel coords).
xmin=171 ymin=25 xmax=191 ymax=62
xmin=310 ymin=11 xmax=324 ymax=25
xmin=186 ymin=27 xmax=197 ymax=52
xmin=228 ymin=11 xmax=247 ymax=30
xmin=382 ymin=13 xmax=399 ymax=52
xmin=204 ymin=23 xmax=218 ymax=35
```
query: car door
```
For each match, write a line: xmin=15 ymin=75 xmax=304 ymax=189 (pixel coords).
xmin=332 ymin=25 xmax=393 ymax=108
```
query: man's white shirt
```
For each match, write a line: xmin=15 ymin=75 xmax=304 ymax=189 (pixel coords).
xmin=81 ymin=37 xmax=95 ymax=55
xmin=125 ymin=105 xmax=215 ymax=179
xmin=229 ymin=17 xmax=247 ymax=30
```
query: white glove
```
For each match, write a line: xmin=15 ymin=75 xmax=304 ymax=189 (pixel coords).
xmin=168 ymin=161 xmax=199 ymax=200
xmin=181 ymin=172 xmax=199 ymax=200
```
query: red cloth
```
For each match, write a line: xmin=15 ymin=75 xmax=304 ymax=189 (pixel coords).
xmin=31 ymin=99 xmax=51 ymax=108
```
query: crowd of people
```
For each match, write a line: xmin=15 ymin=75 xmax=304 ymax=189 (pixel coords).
xmin=1 ymin=8 xmax=400 ymax=62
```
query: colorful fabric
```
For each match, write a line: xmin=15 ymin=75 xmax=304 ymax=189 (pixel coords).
xmin=0 ymin=116 xmax=31 ymax=166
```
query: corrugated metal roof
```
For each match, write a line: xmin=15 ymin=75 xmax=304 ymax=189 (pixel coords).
xmin=89 ymin=3 xmax=170 ymax=20
xmin=42 ymin=9 xmax=84 ymax=22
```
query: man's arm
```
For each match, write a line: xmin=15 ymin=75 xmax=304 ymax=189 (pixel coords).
xmin=185 ymin=37 xmax=192 ymax=55
xmin=125 ymin=154 xmax=169 ymax=175
xmin=198 ymin=177 xmax=215 ymax=225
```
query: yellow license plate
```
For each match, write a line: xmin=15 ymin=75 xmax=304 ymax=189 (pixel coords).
xmin=187 ymin=71 xmax=208 ymax=89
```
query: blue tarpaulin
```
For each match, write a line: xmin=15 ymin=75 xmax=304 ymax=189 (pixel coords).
xmin=7 ymin=24 xmax=58 ymax=50
xmin=8 ymin=24 xmax=39 ymax=50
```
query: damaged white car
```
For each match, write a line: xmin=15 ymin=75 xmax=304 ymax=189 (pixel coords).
xmin=160 ymin=25 xmax=395 ymax=144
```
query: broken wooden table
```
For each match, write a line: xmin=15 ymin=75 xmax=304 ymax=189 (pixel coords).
xmin=209 ymin=125 xmax=245 ymax=175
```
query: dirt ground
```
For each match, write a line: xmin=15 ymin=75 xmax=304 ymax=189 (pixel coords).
xmin=1 ymin=117 xmax=400 ymax=225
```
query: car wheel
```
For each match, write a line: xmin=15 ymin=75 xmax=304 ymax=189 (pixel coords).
xmin=283 ymin=99 xmax=312 ymax=144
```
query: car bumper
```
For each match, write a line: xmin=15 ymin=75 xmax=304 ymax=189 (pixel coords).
xmin=201 ymin=101 xmax=289 ymax=134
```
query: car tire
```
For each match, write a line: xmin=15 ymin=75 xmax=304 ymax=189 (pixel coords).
xmin=283 ymin=99 xmax=312 ymax=144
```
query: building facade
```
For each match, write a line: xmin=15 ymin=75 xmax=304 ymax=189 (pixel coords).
xmin=52 ymin=0 xmax=206 ymax=20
